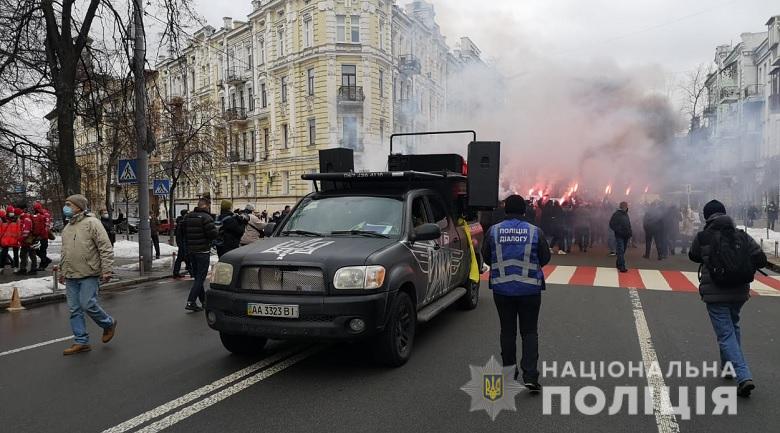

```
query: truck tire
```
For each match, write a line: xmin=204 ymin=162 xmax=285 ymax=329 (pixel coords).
xmin=219 ymin=332 xmax=267 ymax=356
xmin=372 ymin=291 xmax=415 ymax=367
xmin=458 ymin=280 xmax=480 ymax=310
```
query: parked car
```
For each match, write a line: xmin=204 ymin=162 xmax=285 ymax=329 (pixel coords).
xmin=116 ymin=217 xmax=138 ymax=234
xmin=159 ymin=219 xmax=172 ymax=235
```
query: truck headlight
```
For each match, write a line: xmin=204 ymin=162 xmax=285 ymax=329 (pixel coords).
xmin=334 ymin=266 xmax=386 ymax=290
xmin=211 ymin=262 xmax=234 ymax=286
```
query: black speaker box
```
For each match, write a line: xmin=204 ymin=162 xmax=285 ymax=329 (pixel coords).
xmin=388 ymin=153 xmax=464 ymax=172
xmin=319 ymin=148 xmax=354 ymax=173
xmin=467 ymin=141 xmax=500 ymax=209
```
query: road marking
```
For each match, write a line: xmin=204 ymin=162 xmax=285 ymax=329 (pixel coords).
xmin=546 ymin=265 xmax=576 ymax=285
xmin=133 ymin=345 xmax=323 ymax=433
xmin=0 ymin=336 xmax=72 ymax=357
xmin=594 ymin=267 xmax=620 ymax=287
xmin=638 ymin=269 xmax=672 ymax=291
xmin=681 ymin=271 xmax=700 ymax=288
xmin=628 ymin=288 xmax=680 ymax=433
xmin=102 ymin=345 xmax=314 ymax=433
xmin=749 ymin=280 xmax=780 ymax=297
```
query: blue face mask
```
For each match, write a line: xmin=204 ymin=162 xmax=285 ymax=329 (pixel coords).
xmin=63 ymin=205 xmax=74 ymax=218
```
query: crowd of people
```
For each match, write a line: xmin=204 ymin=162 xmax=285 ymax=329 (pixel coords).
xmin=0 ymin=201 xmax=55 ymax=275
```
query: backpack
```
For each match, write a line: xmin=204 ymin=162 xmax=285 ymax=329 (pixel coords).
xmin=213 ymin=213 xmax=230 ymax=248
xmin=703 ymin=227 xmax=755 ymax=286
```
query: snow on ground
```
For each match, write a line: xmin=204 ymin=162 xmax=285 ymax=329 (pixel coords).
xmin=117 ymin=253 xmax=218 ymax=271
xmin=0 ymin=276 xmax=55 ymax=301
xmin=738 ymin=226 xmax=780 ymax=257
xmin=113 ymin=240 xmax=177 ymax=259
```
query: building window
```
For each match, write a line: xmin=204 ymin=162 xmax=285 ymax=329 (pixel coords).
xmin=307 ymin=68 xmax=315 ymax=96
xmin=341 ymin=65 xmax=356 ymax=87
xmin=246 ymin=46 xmax=252 ymax=70
xmin=278 ymin=28 xmax=285 ymax=57
xmin=251 ymin=130 xmax=256 ymax=161
xmin=308 ymin=118 xmax=316 ymax=146
xmin=248 ymin=86 xmax=254 ymax=111
xmin=258 ymin=39 xmax=265 ymax=65
xmin=283 ymin=124 xmax=289 ymax=148
xmin=380 ymin=118 xmax=385 ymax=146
xmin=350 ymin=15 xmax=360 ymax=43
xmin=303 ymin=15 xmax=313 ymax=48
xmin=231 ymin=92 xmax=237 ymax=109
xmin=263 ymin=127 xmax=269 ymax=159
xmin=379 ymin=20 xmax=385 ymax=50
xmin=379 ymin=69 xmax=384 ymax=98
xmin=220 ymin=95 xmax=225 ymax=113
xmin=342 ymin=116 xmax=358 ymax=150
xmin=281 ymin=76 xmax=288 ymax=103
xmin=261 ymin=83 xmax=267 ymax=108
xmin=242 ymin=132 xmax=248 ymax=160
xmin=282 ymin=171 xmax=289 ymax=195
xmin=239 ymin=90 xmax=245 ymax=109
xmin=336 ymin=15 xmax=346 ymax=42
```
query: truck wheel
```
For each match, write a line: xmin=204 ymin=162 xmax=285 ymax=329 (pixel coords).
xmin=458 ymin=280 xmax=480 ymax=310
xmin=373 ymin=291 xmax=415 ymax=367
xmin=219 ymin=332 xmax=267 ymax=356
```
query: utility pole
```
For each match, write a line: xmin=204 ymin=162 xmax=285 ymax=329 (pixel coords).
xmin=133 ymin=0 xmax=152 ymax=272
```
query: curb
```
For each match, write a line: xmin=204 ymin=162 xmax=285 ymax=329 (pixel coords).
xmin=0 ymin=274 xmax=172 ymax=309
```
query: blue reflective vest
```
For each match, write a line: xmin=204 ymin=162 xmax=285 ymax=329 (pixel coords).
xmin=488 ymin=219 xmax=544 ymax=296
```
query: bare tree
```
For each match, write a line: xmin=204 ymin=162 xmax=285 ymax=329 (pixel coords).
xmin=680 ymin=63 xmax=712 ymax=134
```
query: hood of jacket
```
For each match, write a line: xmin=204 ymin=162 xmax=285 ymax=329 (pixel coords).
xmin=703 ymin=213 xmax=735 ymax=231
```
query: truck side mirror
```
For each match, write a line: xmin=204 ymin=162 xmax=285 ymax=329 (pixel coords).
xmin=264 ymin=223 xmax=276 ymax=237
xmin=411 ymin=223 xmax=441 ymax=242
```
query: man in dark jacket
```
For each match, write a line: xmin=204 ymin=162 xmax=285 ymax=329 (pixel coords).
xmin=643 ymin=203 xmax=664 ymax=260
xmin=215 ymin=200 xmax=247 ymax=257
xmin=150 ymin=212 xmax=161 ymax=259
xmin=609 ymin=202 xmax=632 ymax=273
xmin=173 ymin=209 xmax=189 ymax=278
xmin=689 ymin=200 xmax=766 ymax=397
xmin=767 ymin=201 xmax=778 ymax=231
xmin=183 ymin=199 xmax=218 ymax=311
xmin=665 ymin=204 xmax=681 ymax=256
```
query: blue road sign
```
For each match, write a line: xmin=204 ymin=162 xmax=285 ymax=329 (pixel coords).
xmin=13 ymin=184 xmax=25 ymax=193
xmin=118 ymin=159 xmax=138 ymax=184
xmin=153 ymin=179 xmax=171 ymax=196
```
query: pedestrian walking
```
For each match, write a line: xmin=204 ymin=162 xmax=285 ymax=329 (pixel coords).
xmin=665 ymin=204 xmax=682 ymax=256
xmin=767 ymin=201 xmax=777 ymax=231
xmin=183 ymin=198 xmax=218 ymax=311
xmin=99 ymin=209 xmax=116 ymax=246
xmin=59 ymin=194 xmax=117 ymax=355
xmin=16 ymin=208 xmax=38 ymax=275
xmin=609 ymin=201 xmax=632 ymax=273
xmin=240 ymin=204 xmax=266 ymax=246
xmin=32 ymin=202 xmax=53 ymax=269
xmin=688 ymin=200 xmax=766 ymax=397
xmin=150 ymin=212 xmax=161 ymax=259
xmin=173 ymin=209 xmax=190 ymax=278
xmin=574 ymin=204 xmax=592 ymax=253
xmin=214 ymin=200 xmax=246 ymax=257
xmin=0 ymin=206 xmax=22 ymax=274
xmin=643 ymin=203 xmax=665 ymax=260
xmin=482 ymin=195 xmax=551 ymax=392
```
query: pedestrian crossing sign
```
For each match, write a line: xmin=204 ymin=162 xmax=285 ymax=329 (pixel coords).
xmin=118 ymin=159 xmax=138 ymax=184
xmin=153 ymin=179 xmax=171 ymax=196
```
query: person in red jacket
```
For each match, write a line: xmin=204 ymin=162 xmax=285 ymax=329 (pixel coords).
xmin=0 ymin=206 xmax=22 ymax=273
xmin=32 ymin=202 xmax=53 ymax=269
xmin=16 ymin=209 xmax=38 ymax=275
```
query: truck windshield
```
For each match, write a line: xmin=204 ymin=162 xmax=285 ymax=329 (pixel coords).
xmin=283 ymin=196 xmax=404 ymax=237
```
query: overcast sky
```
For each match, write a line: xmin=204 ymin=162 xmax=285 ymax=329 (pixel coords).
xmin=195 ymin=0 xmax=776 ymax=75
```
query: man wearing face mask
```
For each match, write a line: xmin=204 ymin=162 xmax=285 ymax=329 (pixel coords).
xmin=99 ymin=208 xmax=116 ymax=246
xmin=59 ymin=194 xmax=117 ymax=355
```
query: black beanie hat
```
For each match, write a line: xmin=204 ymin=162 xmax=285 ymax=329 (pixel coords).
xmin=505 ymin=195 xmax=527 ymax=215
xmin=703 ymin=200 xmax=726 ymax=219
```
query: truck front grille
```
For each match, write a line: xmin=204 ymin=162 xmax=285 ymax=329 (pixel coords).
xmin=239 ymin=266 xmax=326 ymax=293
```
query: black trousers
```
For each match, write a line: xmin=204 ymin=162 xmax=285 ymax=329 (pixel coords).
xmin=173 ymin=247 xmax=190 ymax=276
xmin=493 ymin=292 xmax=541 ymax=382
xmin=187 ymin=252 xmax=210 ymax=304
xmin=151 ymin=234 xmax=160 ymax=258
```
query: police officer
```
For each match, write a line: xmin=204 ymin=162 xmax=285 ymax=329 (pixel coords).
xmin=483 ymin=195 xmax=551 ymax=391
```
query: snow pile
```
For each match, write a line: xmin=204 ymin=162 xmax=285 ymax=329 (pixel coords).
xmin=0 ymin=277 xmax=55 ymax=301
xmin=739 ymin=226 xmax=780 ymax=257
xmin=116 ymin=253 xmax=217 ymax=271
xmin=113 ymin=240 xmax=178 ymax=259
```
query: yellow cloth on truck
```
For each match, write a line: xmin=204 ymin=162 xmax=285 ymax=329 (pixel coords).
xmin=459 ymin=218 xmax=480 ymax=283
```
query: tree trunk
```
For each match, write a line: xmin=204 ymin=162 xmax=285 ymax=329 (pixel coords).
xmin=55 ymin=82 xmax=81 ymax=197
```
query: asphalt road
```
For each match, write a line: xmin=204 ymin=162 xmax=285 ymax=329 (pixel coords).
xmin=1 ymin=246 xmax=778 ymax=433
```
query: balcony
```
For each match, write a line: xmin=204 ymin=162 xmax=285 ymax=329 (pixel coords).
xmin=398 ymin=55 xmax=421 ymax=75
xmin=228 ymin=151 xmax=254 ymax=165
xmin=703 ymin=105 xmax=717 ymax=117
xmin=166 ymin=95 xmax=184 ymax=106
xmin=719 ymin=86 xmax=739 ymax=102
xmin=743 ymin=84 xmax=765 ymax=103
xmin=338 ymin=86 xmax=365 ymax=104
xmin=225 ymin=70 xmax=249 ymax=85
xmin=771 ymin=94 xmax=780 ymax=113
xmin=224 ymin=107 xmax=247 ymax=122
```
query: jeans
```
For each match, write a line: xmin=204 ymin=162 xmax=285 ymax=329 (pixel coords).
xmin=187 ymin=252 xmax=211 ymax=304
xmin=493 ymin=292 xmax=542 ymax=383
xmin=608 ymin=229 xmax=616 ymax=253
xmin=706 ymin=302 xmax=752 ymax=384
xmin=173 ymin=247 xmax=190 ymax=276
xmin=66 ymin=277 xmax=114 ymax=345
xmin=615 ymin=237 xmax=628 ymax=270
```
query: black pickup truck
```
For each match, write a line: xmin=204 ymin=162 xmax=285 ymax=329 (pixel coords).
xmin=205 ymin=137 xmax=499 ymax=366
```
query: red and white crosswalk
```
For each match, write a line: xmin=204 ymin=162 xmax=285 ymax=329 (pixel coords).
xmin=482 ymin=266 xmax=780 ymax=296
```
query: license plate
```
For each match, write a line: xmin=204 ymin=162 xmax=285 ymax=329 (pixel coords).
xmin=247 ymin=303 xmax=299 ymax=318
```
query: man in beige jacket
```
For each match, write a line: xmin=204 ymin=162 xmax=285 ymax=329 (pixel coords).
xmin=59 ymin=194 xmax=117 ymax=355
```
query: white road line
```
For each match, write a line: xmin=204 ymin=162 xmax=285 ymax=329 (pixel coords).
xmin=0 ymin=336 xmax=72 ymax=357
xmin=750 ymin=280 xmax=780 ymax=297
xmin=638 ymin=269 xmax=672 ymax=291
xmin=628 ymin=288 xmax=680 ymax=433
xmin=593 ymin=267 xmax=620 ymax=287
xmin=681 ymin=271 xmax=700 ymax=289
xmin=134 ymin=345 xmax=323 ymax=433
xmin=101 ymin=345 xmax=311 ymax=433
xmin=546 ymin=265 xmax=576 ymax=285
